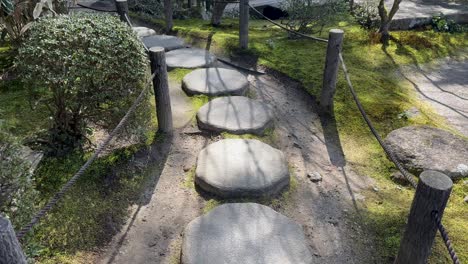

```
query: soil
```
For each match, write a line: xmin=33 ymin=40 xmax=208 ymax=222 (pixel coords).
xmin=96 ymin=59 xmax=383 ymax=263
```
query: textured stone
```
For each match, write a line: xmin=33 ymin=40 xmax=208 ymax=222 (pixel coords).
xmin=195 ymin=139 xmax=289 ymax=198
xmin=384 ymin=125 xmax=468 ymax=179
xmin=165 ymin=48 xmax=216 ymax=69
xmin=196 ymin=96 xmax=273 ymax=135
xmin=182 ymin=68 xmax=248 ymax=96
xmin=181 ymin=203 xmax=313 ymax=264
xmin=142 ymin=35 xmax=185 ymax=51
xmin=132 ymin=27 xmax=156 ymax=38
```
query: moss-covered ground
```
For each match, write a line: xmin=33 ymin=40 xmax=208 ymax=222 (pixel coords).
xmin=133 ymin=14 xmax=468 ymax=263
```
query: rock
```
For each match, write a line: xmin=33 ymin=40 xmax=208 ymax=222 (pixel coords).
xmin=165 ymin=48 xmax=216 ymax=69
xmin=307 ymin=172 xmax=322 ymax=182
xmin=384 ymin=126 xmax=468 ymax=179
xmin=181 ymin=203 xmax=313 ymax=264
xmin=182 ymin=68 xmax=248 ymax=96
xmin=464 ymin=196 xmax=468 ymax=203
xmin=390 ymin=171 xmax=411 ymax=186
xmin=398 ymin=107 xmax=421 ymax=120
xmin=132 ymin=26 xmax=156 ymax=38
xmin=19 ymin=146 xmax=43 ymax=174
xmin=195 ymin=139 xmax=289 ymax=198
xmin=142 ymin=35 xmax=185 ymax=51
xmin=196 ymin=96 xmax=273 ymax=135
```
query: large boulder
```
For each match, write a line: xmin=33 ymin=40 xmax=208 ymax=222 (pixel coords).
xmin=181 ymin=203 xmax=313 ymax=264
xmin=384 ymin=126 xmax=468 ymax=179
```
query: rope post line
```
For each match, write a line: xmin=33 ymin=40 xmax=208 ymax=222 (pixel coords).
xmin=239 ymin=0 xmax=249 ymax=49
xmin=115 ymin=0 xmax=129 ymax=23
xmin=149 ymin=47 xmax=173 ymax=134
xmin=0 ymin=216 xmax=27 ymax=264
xmin=320 ymin=29 xmax=344 ymax=114
xmin=395 ymin=170 xmax=453 ymax=264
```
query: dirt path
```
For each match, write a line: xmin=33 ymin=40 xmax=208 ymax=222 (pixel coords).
xmin=98 ymin=64 xmax=382 ymax=263
xmin=401 ymin=57 xmax=468 ymax=137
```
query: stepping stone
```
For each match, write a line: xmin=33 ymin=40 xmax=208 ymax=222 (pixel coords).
xmin=166 ymin=48 xmax=216 ymax=69
xmin=182 ymin=68 xmax=248 ymax=96
xmin=197 ymin=96 xmax=273 ymax=135
xmin=196 ymin=139 xmax=289 ymax=198
xmin=142 ymin=35 xmax=185 ymax=51
xmin=132 ymin=26 xmax=156 ymax=38
xmin=182 ymin=203 xmax=313 ymax=264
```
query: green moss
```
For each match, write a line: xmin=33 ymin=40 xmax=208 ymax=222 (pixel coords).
xmin=189 ymin=95 xmax=211 ymax=111
xmin=168 ymin=68 xmax=193 ymax=82
xmin=183 ymin=166 xmax=196 ymax=189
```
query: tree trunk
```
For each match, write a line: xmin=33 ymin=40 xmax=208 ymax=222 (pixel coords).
xmin=164 ymin=0 xmax=173 ymax=32
xmin=349 ymin=0 xmax=354 ymax=12
xmin=377 ymin=0 xmax=403 ymax=45
xmin=211 ymin=2 xmax=227 ymax=26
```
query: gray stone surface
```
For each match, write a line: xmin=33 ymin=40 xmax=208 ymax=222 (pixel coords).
xmin=166 ymin=48 xmax=216 ymax=69
xmin=182 ymin=68 xmax=248 ymax=96
xmin=181 ymin=203 xmax=313 ymax=264
xmin=142 ymin=35 xmax=185 ymax=51
xmin=197 ymin=96 xmax=273 ymax=135
xmin=384 ymin=125 xmax=468 ymax=179
xmin=133 ymin=27 xmax=156 ymax=38
xmin=195 ymin=139 xmax=289 ymax=198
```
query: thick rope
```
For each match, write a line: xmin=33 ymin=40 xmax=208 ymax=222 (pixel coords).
xmin=339 ymin=52 xmax=460 ymax=264
xmin=16 ymin=72 xmax=156 ymax=241
xmin=247 ymin=3 xmax=328 ymax=43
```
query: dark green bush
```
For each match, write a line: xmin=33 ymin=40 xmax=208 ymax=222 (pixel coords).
xmin=16 ymin=13 xmax=150 ymax=155
xmin=431 ymin=14 xmax=467 ymax=33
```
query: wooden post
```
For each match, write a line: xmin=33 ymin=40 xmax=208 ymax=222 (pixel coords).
xmin=239 ymin=0 xmax=249 ymax=49
xmin=0 ymin=216 xmax=27 ymax=264
xmin=115 ymin=0 xmax=129 ymax=23
xmin=149 ymin=47 xmax=173 ymax=134
xmin=320 ymin=29 xmax=344 ymax=114
xmin=395 ymin=170 xmax=453 ymax=264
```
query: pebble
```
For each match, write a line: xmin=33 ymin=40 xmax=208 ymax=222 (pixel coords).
xmin=307 ymin=172 xmax=322 ymax=183
xmin=464 ymin=196 xmax=468 ymax=203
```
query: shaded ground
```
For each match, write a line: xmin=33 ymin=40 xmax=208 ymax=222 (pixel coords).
xmin=400 ymin=56 xmax=468 ymax=137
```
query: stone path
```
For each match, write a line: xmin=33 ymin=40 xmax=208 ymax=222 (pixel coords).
xmin=182 ymin=203 xmax=314 ymax=264
xmin=182 ymin=68 xmax=249 ymax=96
xmin=401 ymin=57 xmax=468 ymax=137
xmin=197 ymin=96 xmax=274 ymax=135
xmin=100 ymin=26 xmax=378 ymax=263
xmin=195 ymin=139 xmax=289 ymax=198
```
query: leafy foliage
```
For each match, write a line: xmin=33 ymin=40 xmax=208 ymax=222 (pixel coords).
xmin=16 ymin=14 xmax=149 ymax=155
xmin=352 ymin=0 xmax=379 ymax=30
xmin=431 ymin=14 xmax=467 ymax=33
xmin=280 ymin=0 xmax=348 ymax=37
xmin=128 ymin=0 xmax=164 ymax=18
xmin=0 ymin=131 xmax=39 ymax=228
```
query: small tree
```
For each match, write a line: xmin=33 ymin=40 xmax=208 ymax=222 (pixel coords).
xmin=16 ymin=14 xmax=149 ymax=155
xmin=211 ymin=1 xmax=228 ymax=26
xmin=377 ymin=0 xmax=403 ymax=44
xmin=164 ymin=0 xmax=174 ymax=31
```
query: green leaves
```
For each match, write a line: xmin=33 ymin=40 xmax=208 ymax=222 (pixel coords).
xmin=0 ymin=0 xmax=13 ymax=16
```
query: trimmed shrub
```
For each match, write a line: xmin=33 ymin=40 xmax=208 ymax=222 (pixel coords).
xmin=16 ymin=13 xmax=150 ymax=155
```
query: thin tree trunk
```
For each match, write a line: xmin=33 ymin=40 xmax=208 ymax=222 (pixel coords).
xmin=164 ymin=0 xmax=173 ymax=32
xmin=211 ymin=2 xmax=227 ymax=26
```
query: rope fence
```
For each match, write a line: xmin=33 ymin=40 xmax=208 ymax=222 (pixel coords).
xmin=245 ymin=4 xmax=461 ymax=263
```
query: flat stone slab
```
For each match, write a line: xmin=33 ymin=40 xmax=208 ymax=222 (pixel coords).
xmin=166 ymin=48 xmax=216 ymax=69
xmin=142 ymin=35 xmax=185 ymax=51
xmin=195 ymin=139 xmax=289 ymax=198
xmin=182 ymin=68 xmax=248 ymax=96
xmin=384 ymin=125 xmax=468 ymax=179
xmin=197 ymin=96 xmax=273 ymax=135
xmin=182 ymin=203 xmax=313 ymax=264
xmin=133 ymin=27 xmax=156 ymax=38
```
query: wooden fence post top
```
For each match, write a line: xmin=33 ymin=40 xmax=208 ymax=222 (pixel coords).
xmin=419 ymin=170 xmax=453 ymax=191
xmin=149 ymin=47 xmax=165 ymax=53
xmin=0 ymin=215 xmax=27 ymax=264
xmin=329 ymin=29 xmax=344 ymax=34
xmin=116 ymin=0 xmax=127 ymax=3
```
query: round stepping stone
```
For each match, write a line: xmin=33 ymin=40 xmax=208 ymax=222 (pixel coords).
xmin=196 ymin=139 xmax=289 ymax=198
xmin=196 ymin=96 xmax=273 ymax=135
xmin=132 ymin=26 xmax=156 ymax=38
xmin=182 ymin=68 xmax=248 ymax=96
xmin=182 ymin=203 xmax=313 ymax=264
xmin=166 ymin=48 xmax=216 ymax=69
xmin=142 ymin=35 xmax=185 ymax=51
